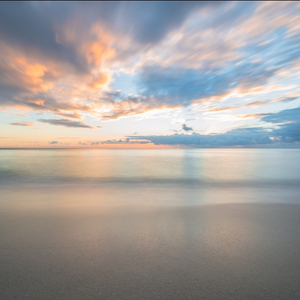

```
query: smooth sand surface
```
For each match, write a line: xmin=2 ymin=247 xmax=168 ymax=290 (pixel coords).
xmin=1 ymin=202 xmax=300 ymax=300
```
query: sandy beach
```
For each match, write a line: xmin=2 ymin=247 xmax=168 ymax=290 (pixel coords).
xmin=1 ymin=197 xmax=300 ymax=300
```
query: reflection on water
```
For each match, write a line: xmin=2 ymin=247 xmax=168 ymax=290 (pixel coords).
xmin=1 ymin=149 xmax=300 ymax=207
xmin=1 ymin=148 xmax=300 ymax=183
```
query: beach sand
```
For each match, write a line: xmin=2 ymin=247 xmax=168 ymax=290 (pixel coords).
xmin=1 ymin=193 xmax=300 ymax=300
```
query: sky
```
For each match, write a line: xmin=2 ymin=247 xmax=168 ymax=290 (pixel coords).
xmin=1 ymin=1 xmax=300 ymax=148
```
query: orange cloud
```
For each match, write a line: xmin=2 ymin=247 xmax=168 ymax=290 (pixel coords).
xmin=235 ymin=113 xmax=266 ymax=119
xmin=88 ymin=73 xmax=110 ymax=89
xmin=0 ymin=55 xmax=53 ymax=92
xmin=56 ymin=111 xmax=84 ymax=119
xmin=56 ymin=18 xmax=116 ymax=68
xmin=83 ymin=41 xmax=116 ymax=66
xmin=208 ymin=106 xmax=237 ymax=112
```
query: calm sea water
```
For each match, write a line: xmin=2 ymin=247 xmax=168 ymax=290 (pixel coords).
xmin=1 ymin=148 xmax=300 ymax=207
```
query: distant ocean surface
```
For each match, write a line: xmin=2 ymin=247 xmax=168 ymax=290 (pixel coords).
xmin=1 ymin=149 xmax=300 ymax=206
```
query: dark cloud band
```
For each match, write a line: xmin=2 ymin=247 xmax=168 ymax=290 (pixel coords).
xmin=38 ymin=118 xmax=101 ymax=129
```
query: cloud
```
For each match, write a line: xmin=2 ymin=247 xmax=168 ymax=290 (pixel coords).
xmin=49 ymin=141 xmax=58 ymax=144
xmin=0 ymin=2 xmax=216 ymax=71
xmin=10 ymin=121 xmax=34 ymax=127
xmin=182 ymin=124 xmax=193 ymax=131
xmin=38 ymin=118 xmax=101 ymax=129
xmin=91 ymin=138 xmax=149 ymax=145
xmin=261 ymin=107 xmax=300 ymax=142
xmin=144 ymin=2 xmax=300 ymax=71
xmin=207 ymin=97 xmax=299 ymax=113
xmin=113 ymin=2 xmax=220 ymax=45
xmin=56 ymin=137 xmax=80 ymax=139
xmin=6 ymin=113 xmax=29 ymax=117
xmin=126 ymin=107 xmax=300 ymax=147
xmin=261 ymin=107 xmax=300 ymax=124
xmin=138 ymin=62 xmax=278 ymax=107
xmin=92 ymin=56 xmax=289 ymax=120
xmin=0 ymin=1 xmax=300 ymax=124
xmin=128 ymin=129 xmax=274 ymax=148
xmin=56 ymin=112 xmax=84 ymax=119
xmin=235 ymin=114 xmax=267 ymax=119
xmin=0 ymin=2 xmax=91 ymax=73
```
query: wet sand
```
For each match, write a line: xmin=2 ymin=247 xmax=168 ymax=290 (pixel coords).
xmin=1 ymin=200 xmax=300 ymax=300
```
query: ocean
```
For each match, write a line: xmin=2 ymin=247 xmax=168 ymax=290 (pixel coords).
xmin=1 ymin=148 xmax=300 ymax=207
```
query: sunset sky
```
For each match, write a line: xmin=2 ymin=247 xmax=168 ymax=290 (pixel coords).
xmin=1 ymin=1 xmax=300 ymax=148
